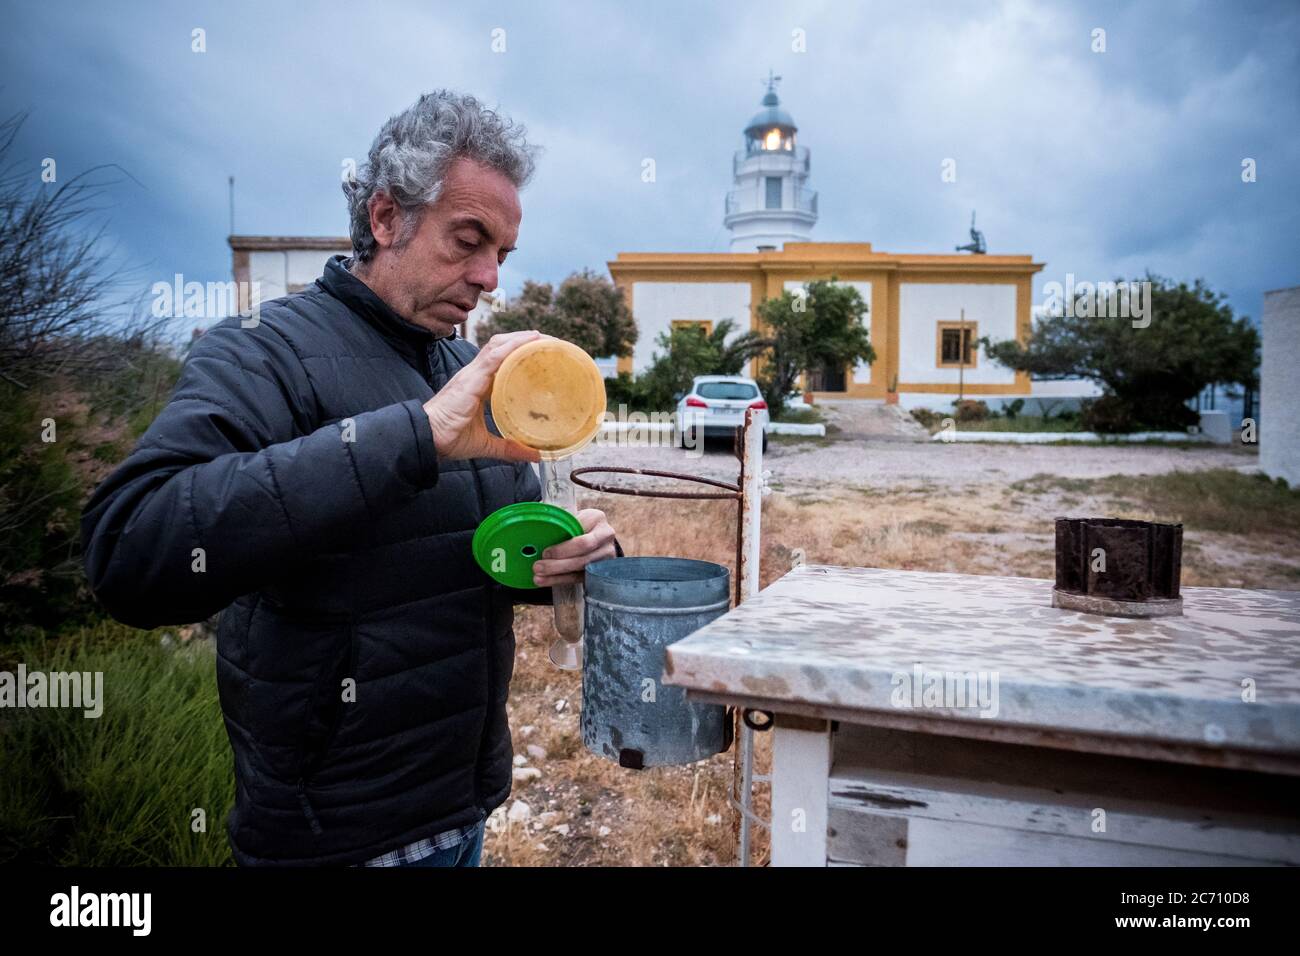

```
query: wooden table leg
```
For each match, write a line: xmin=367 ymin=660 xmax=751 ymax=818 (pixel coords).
xmin=770 ymin=713 xmax=831 ymax=866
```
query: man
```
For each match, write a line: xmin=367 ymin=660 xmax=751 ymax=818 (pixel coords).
xmin=81 ymin=91 xmax=619 ymax=867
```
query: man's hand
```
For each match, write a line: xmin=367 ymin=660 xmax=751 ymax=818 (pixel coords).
xmin=532 ymin=509 xmax=618 ymax=587
xmin=424 ymin=330 xmax=543 ymax=462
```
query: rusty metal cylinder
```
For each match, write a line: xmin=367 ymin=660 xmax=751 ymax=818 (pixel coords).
xmin=581 ymin=557 xmax=731 ymax=768
xmin=1053 ymin=517 xmax=1184 ymax=617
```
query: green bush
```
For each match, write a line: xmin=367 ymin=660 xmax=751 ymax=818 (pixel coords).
xmin=1004 ymin=398 xmax=1025 ymax=420
xmin=0 ymin=621 xmax=235 ymax=866
xmin=0 ymin=344 xmax=181 ymax=641
xmin=910 ymin=407 xmax=941 ymax=429
xmin=774 ymin=406 xmax=824 ymax=425
xmin=602 ymin=372 xmax=644 ymax=412
xmin=953 ymin=399 xmax=990 ymax=423
xmin=1080 ymin=394 xmax=1140 ymax=433
xmin=603 ymin=318 xmax=767 ymax=414
xmin=0 ymin=384 xmax=89 ymax=640
xmin=474 ymin=269 xmax=637 ymax=359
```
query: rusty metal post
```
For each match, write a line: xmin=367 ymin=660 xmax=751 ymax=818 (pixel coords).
xmin=732 ymin=408 xmax=765 ymax=866
xmin=739 ymin=407 xmax=763 ymax=602
xmin=730 ymin=425 xmax=746 ymax=855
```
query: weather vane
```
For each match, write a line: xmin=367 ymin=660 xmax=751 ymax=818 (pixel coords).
xmin=956 ymin=210 xmax=987 ymax=254
xmin=763 ymin=69 xmax=782 ymax=94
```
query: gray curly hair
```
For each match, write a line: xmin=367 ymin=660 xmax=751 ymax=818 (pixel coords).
xmin=343 ymin=90 xmax=539 ymax=262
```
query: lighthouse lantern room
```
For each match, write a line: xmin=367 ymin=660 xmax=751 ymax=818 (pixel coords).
xmin=724 ymin=72 xmax=819 ymax=252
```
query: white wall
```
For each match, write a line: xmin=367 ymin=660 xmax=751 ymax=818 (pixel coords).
xmin=1262 ymin=287 xmax=1300 ymax=486
xmin=898 ymin=283 xmax=1018 ymax=385
xmin=631 ymin=281 xmax=752 ymax=374
xmin=784 ymin=280 xmax=873 ymax=384
xmin=899 ymin=389 xmax=1098 ymax=414
xmin=247 ymin=249 xmax=341 ymax=301
xmin=1029 ymin=379 xmax=1104 ymax=398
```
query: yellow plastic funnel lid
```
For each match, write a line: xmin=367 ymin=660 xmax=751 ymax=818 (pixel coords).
xmin=490 ymin=338 xmax=606 ymax=458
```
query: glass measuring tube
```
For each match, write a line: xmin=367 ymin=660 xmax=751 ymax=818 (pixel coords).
xmin=540 ymin=456 xmax=584 ymax=670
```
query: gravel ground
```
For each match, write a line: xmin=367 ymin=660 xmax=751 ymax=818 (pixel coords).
xmin=571 ymin=435 xmax=1259 ymax=492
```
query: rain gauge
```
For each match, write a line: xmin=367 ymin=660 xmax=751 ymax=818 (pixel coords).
xmin=471 ymin=338 xmax=606 ymax=670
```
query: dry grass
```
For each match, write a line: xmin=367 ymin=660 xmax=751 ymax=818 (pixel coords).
xmin=484 ymin=470 xmax=1300 ymax=866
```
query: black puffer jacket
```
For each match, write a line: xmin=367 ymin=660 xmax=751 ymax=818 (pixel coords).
xmin=82 ymin=255 xmax=556 ymax=866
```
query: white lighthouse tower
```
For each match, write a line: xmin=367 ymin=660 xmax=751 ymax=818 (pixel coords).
xmin=723 ymin=72 xmax=818 ymax=252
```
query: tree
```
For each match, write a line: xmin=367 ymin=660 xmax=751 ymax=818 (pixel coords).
xmin=984 ymin=274 xmax=1259 ymax=431
xmin=631 ymin=318 xmax=766 ymax=411
xmin=0 ymin=111 xmax=147 ymax=389
xmin=474 ymin=268 xmax=636 ymax=358
xmin=753 ymin=278 xmax=875 ymax=416
xmin=0 ymin=110 xmax=177 ymax=636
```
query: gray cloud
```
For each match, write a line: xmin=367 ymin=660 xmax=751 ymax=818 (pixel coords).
xmin=2 ymin=0 xmax=1296 ymax=329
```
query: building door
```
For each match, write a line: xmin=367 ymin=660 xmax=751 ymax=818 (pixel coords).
xmin=806 ymin=362 xmax=846 ymax=392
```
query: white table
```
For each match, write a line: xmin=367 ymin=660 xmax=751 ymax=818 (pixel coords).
xmin=663 ymin=566 xmax=1300 ymax=866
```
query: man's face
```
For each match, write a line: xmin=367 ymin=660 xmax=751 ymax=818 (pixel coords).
xmin=366 ymin=155 xmax=522 ymax=335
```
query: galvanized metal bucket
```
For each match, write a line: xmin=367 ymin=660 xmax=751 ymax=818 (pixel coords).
xmin=582 ymin=557 xmax=732 ymax=768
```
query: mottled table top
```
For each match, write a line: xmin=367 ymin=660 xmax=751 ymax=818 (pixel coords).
xmin=663 ymin=566 xmax=1300 ymax=758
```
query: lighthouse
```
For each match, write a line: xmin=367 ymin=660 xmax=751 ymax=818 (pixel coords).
xmin=608 ymin=72 xmax=1052 ymax=411
xmin=723 ymin=72 xmax=818 ymax=252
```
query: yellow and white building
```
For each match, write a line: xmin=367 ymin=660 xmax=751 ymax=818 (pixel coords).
xmin=607 ymin=80 xmax=1053 ymax=408
xmin=608 ymin=241 xmax=1043 ymax=404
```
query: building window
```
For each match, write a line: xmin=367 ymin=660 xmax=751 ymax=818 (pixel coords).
xmin=671 ymin=319 xmax=714 ymax=337
xmin=937 ymin=322 xmax=978 ymax=368
xmin=765 ymin=177 xmax=782 ymax=209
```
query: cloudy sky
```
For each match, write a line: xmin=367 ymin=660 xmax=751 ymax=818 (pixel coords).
xmin=4 ymin=0 xmax=1297 ymax=330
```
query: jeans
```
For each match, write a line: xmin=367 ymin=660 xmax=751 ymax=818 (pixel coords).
xmin=400 ymin=820 xmax=486 ymax=867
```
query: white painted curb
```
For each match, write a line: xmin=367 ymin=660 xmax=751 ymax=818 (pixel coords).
xmin=767 ymin=422 xmax=826 ymax=436
xmin=597 ymin=421 xmax=826 ymax=437
xmin=930 ymin=430 xmax=1210 ymax=444
xmin=599 ymin=421 xmax=673 ymax=434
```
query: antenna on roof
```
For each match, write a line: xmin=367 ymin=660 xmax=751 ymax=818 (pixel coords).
xmin=228 ymin=176 xmax=235 ymax=236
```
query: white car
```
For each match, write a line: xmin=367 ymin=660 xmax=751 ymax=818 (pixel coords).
xmin=674 ymin=375 xmax=770 ymax=451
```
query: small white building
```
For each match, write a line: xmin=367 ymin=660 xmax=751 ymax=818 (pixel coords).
xmin=228 ymin=234 xmax=496 ymax=339
xmin=229 ymin=235 xmax=352 ymax=300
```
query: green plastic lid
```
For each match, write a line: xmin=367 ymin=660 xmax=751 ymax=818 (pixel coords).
xmin=472 ymin=502 xmax=584 ymax=589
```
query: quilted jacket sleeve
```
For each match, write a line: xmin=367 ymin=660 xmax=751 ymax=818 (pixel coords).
xmin=81 ymin=319 xmax=441 ymax=629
